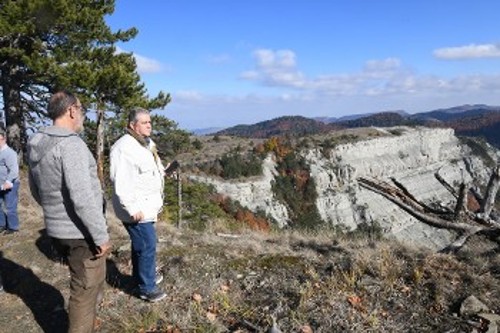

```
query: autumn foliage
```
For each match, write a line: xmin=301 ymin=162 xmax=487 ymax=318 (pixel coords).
xmin=214 ymin=194 xmax=270 ymax=232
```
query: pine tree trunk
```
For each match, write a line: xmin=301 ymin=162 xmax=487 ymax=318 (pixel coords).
xmin=1 ymin=68 xmax=25 ymax=162
xmin=96 ymin=106 xmax=105 ymax=190
xmin=480 ymin=163 xmax=500 ymax=219
xmin=177 ymin=170 xmax=182 ymax=228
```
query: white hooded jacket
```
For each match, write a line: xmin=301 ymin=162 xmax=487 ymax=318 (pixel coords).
xmin=110 ymin=134 xmax=165 ymax=223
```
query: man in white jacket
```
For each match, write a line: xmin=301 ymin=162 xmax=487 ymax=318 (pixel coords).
xmin=110 ymin=107 xmax=166 ymax=302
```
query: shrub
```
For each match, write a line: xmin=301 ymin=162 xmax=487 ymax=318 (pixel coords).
xmin=198 ymin=148 xmax=264 ymax=179
xmin=162 ymin=178 xmax=228 ymax=231
xmin=271 ymin=148 xmax=325 ymax=229
xmin=191 ymin=138 xmax=203 ymax=150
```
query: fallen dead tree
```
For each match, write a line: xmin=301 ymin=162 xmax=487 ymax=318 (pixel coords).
xmin=358 ymin=161 xmax=500 ymax=253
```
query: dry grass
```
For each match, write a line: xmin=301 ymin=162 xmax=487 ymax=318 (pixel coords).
xmin=177 ymin=128 xmax=387 ymax=169
xmin=0 ymin=170 xmax=498 ymax=332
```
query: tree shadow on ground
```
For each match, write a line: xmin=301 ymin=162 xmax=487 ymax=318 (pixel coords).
xmin=0 ymin=250 xmax=68 ymax=333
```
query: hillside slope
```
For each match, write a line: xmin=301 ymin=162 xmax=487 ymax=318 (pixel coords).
xmin=215 ymin=115 xmax=339 ymax=138
xmin=0 ymin=170 xmax=499 ymax=332
xmin=213 ymin=105 xmax=500 ymax=149
xmin=188 ymin=126 xmax=497 ymax=251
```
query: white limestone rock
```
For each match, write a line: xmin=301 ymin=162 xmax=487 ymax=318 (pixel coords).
xmin=188 ymin=156 xmax=291 ymax=227
xmin=188 ymin=126 xmax=495 ymax=250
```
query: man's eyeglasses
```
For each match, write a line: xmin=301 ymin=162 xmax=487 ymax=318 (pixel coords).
xmin=72 ymin=103 xmax=86 ymax=115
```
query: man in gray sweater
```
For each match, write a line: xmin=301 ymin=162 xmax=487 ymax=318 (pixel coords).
xmin=28 ymin=90 xmax=111 ymax=333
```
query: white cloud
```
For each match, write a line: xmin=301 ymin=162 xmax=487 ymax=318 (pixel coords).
xmin=241 ymin=48 xmax=500 ymax=98
xmin=134 ymin=53 xmax=163 ymax=73
xmin=115 ymin=46 xmax=163 ymax=73
xmin=254 ymin=49 xmax=297 ymax=68
xmin=239 ymin=70 xmax=259 ymax=80
xmin=244 ymin=49 xmax=305 ymax=87
xmin=433 ymin=43 xmax=500 ymax=59
xmin=164 ymin=77 xmax=500 ymax=130
xmin=204 ymin=53 xmax=231 ymax=64
xmin=174 ymin=90 xmax=204 ymax=101
xmin=162 ymin=48 xmax=500 ymax=130
xmin=363 ymin=58 xmax=401 ymax=72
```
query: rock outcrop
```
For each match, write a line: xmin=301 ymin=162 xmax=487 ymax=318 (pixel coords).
xmin=189 ymin=155 xmax=290 ymax=227
xmin=189 ymin=127 xmax=496 ymax=250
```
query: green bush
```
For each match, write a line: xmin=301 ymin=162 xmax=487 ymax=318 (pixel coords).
xmin=271 ymin=150 xmax=324 ymax=229
xmin=197 ymin=148 xmax=264 ymax=179
xmin=347 ymin=220 xmax=384 ymax=241
xmin=163 ymin=178 xmax=228 ymax=231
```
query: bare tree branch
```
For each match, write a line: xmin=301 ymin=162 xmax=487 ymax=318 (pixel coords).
xmin=391 ymin=177 xmax=453 ymax=215
xmin=357 ymin=177 xmax=500 ymax=252
xmin=454 ymin=183 xmax=467 ymax=219
xmin=359 ymin=177 xmax=477 ymax=232
xmin=479 ymin=163 xmax=500 ymax=219
xmin=434 ymin=168 xmax=458 ymax=199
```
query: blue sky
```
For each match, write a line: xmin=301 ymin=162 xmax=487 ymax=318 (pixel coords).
xmin=106 ymin=0 xmax=500 ymax=130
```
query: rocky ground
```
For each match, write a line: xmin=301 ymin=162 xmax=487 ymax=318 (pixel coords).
xmin=0 ymin=173 xmax=499 ymax=333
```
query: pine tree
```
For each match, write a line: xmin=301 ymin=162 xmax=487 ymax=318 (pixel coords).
xmin=0 ymin=0 xmax=169 ymax=164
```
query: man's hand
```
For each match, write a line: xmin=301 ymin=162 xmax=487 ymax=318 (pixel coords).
xmin=95 ymin=241 xmax=112 ymax=258
xmin=2 ymin=182 xmax=12 ymax=190
xmin=131 ymin=211 xmax=144 ymax=222
xmin=164 ymin=160 xmax=180 ymax=176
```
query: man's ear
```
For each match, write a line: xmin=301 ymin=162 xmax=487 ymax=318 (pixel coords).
xmin=68 ymin=106 xmax=76 ymax=119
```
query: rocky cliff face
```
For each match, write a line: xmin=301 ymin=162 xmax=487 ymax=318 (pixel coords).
xmin=189 ymin=127 xmax=495 ymax=250
xmin=189 ymin=155 xmax=290 ymax=227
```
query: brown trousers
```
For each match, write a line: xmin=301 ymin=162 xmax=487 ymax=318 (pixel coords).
xmin=53 ymin=238 xmax=106 ymax=333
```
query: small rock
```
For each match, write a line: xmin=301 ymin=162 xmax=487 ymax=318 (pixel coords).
xmin=268 ymin=316 xmax=282 ymax=333
xmin=460 ymin=296 xmax=490 ymax=317
xmin=478 ymin=313 xmax=500 ymax=333
xmin=477 ymin=313 xmax=500 ymax=323
xmin=485 ymin=322 xmax=497 ymax=333
xmin=300 ymin=325 xmax=313 ymax=333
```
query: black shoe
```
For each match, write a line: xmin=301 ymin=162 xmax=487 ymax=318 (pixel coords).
xmin=0 ymin=227 xmax=5 ymax=233
xmin=139 ymin=289 xmax=167 ymax=302
xmin=3 ymin=229 xmax=18 ymax=235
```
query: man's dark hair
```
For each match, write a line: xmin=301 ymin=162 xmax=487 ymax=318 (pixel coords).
xmin=48 ymin=90 xmax=78 ymax=120
xmin=128 ymin=107 xmax=150 ymax=125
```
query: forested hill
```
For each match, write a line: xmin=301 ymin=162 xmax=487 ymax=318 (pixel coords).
xmin=447 ymin=111 xmax=500 ymax=147
xmin=213 ymin=105 xmax=500 ymax=148
xmin=336 ymin=112 xmax=414 ymax=128
xmin=215 ymin=115 xmax=339 ymax=138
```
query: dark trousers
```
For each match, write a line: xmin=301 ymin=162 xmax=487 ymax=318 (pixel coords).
xmin=123 ymin=222 xmax=157 ymax=294
xmin=53 ymin=238 xmax=106 ymax=333
xmin=0 ymin=180 xmax=19 ymax=231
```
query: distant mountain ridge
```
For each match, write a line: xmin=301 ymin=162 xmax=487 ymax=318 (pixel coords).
xmin=409 ymin=104 xmax=500 ymax=122
xmin=190 ymin=127 xmax=224 ymax=135
xmin=316 ymin=110 xmax=408 ymax=123
xmin=215 ymin=115 xmax=339 ymax=138
xmin=214 ymin=104 xmax=500 ymax=148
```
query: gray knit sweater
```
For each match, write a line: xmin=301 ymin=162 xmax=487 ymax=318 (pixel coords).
xmin=27 ymin=126 xmax=109 ymax=246
xmin=0 ymin=144 xmax=19 ymax=185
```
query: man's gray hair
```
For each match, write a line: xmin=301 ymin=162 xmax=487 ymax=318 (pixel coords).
xmin=128 ymin=107 xmax=150 ymax=125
